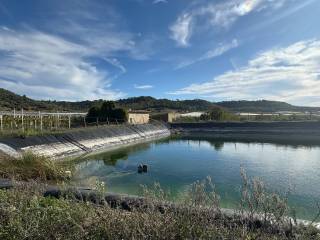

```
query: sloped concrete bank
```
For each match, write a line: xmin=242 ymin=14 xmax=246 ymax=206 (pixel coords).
xmin=170 ymin=121 xmax=320 ymax=143
xmin=0 ymin=123 xmax=170 ymax=159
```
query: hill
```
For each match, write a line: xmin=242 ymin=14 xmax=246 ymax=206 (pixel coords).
xmin=116 ymin=96 xmax=217 ymax=112
xmin=0 ymin=88 xmax=104 ymax=112
xmin=217 ymin=100 xmax=320 ymax=113
xmin=0 ymin=88 xmax=58 ymax=111
xmin=1 ymin=88 xmax=319 ymax=113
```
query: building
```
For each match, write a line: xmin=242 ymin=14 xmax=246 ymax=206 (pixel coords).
xmin=128 ymin=112 xmax=150 ymax=124
xmin=151 ymin=112 xmax=181 ymax=123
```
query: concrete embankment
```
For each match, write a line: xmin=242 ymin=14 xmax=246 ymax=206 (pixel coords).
xmin=0 ymin=123 xmax=170 ymax=159
xmin=170 ymin=121 xmax=320 ymax=143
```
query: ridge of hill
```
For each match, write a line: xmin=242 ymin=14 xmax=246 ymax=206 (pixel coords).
xmin=1 ymin=88 xmax=319 ymax=113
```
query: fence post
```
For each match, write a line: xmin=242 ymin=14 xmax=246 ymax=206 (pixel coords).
xmin=68 ymin=115 xmax=71 ymax=129
xmin=96 ymin=117 xmax=99 ymax=127
xmin=83 ymin=116 xmax=87 ymax=128
xmin=21 ymin=108 xmax=24 ymax=132
xmin=56 ymin=113 xmax=59 ymax=130
xmin=40 ymin=114 xmax=43 ymax=132
xmin=0 ymin=115 xmax=3 ymax=132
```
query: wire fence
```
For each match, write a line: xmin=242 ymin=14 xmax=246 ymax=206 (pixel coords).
xmin=0 ymin=109 xmax=160 ymax=136
xmin=0 ymin=110 xmax=108 ymax=135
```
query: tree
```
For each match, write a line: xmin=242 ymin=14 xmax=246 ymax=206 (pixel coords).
xmin=111 ymin=108 xmax=128 ymax=123
xmin=86 ymin=101 xmax=127 ymax=123
xmin=100 ymin=101 xmax=115 ymax=118
xmin=209 ymin=107 xmax=225 ymax=120
xmin=200 ymin=107 xmax=239 ymax=121
xmin=87 ymin=106 xmax=100 ymax=122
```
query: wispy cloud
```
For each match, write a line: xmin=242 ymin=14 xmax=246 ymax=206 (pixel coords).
xmin=170 ymin=39 xmax=320 ymax=106
xmin=153 ymin=0 xmax=168 ymax=4
xmin=169 ymin=13 xmax=193 ymax=47
xmin=170 ymin=0 xmax=289 ymax=47
xmin=134 ymin=84 xmax=153 ymax=89
xmin=0 ymin=1 xmax=157 ymax=101
xmin=103 ymin=57 xmax=127 ymax=74
xmin=176 ymin=39 xmax=239 ymax=69
xmin=0 ymin=27 xmax=125 ymax=100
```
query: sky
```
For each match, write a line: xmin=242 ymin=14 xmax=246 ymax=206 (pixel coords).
xmin=0 ymin=0 xmax=319 ymax=106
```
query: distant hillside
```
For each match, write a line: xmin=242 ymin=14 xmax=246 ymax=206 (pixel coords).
xmin=217 ymin=100 xmax=320 ymax=113
xmin=0 ymin=88 xmax=101 ymax=112
xmin=116 ymin=96 xmax=217 ymax=112
xmin=1 ymin=88 xmax=319 ymax=113
xmin=0 ymin=88 xmax=58 ymax=111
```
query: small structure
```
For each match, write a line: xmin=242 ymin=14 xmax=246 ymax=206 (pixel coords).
xmin=151 ymin=112 xmax=181 ymax=123
xmin=128 ymin=111 xmax=150 ymax=124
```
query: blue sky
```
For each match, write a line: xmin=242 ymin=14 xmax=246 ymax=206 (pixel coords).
xmin=0 ymin=0 xmax=319 ymax=106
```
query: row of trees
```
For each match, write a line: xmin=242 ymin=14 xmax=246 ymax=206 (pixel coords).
xmin=86 ymin=101 xmax=128 ymax=123
xmin=200 ymin=107 xmax=239 ymax=121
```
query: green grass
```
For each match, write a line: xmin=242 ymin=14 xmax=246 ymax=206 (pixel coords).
xmin=0 ymin=152 xmax=71 ymax=181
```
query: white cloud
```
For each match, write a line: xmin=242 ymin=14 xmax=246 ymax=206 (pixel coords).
xmin=170 ymin=39 xmax=320 ymax=106
xmin=176 ymin=39 xmax=239 ymax=69
xmin=170 ymin=0 xmax=289 ymax=47
xmin=103 ymin=57 xmax=127 ymax=74
xmin=169 ymin=13 xmax=193 ymax=47
xmin=153 ymin=0 xmax=168 ymax=4
xmin=0 ymin=27 xmax=125 ymax=101
xmin=134 ymin=84 xmax=153 ymax=89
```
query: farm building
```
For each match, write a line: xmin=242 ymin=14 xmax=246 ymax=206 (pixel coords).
xmin=128 ymin=112 xmax=150 ymax=124
xmin=151 ymin=112 xmax=181 ymax=123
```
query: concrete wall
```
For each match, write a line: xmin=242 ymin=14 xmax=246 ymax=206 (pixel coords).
xmin=128 ymin=113 xmax=149 ymax=124
xmin=170 ymin=121 xmax=320 ymax=131
xmin=170 ymin=121 xmax=320 ymax=143
xmin=0 ymin=123 xmax=170 ymax=159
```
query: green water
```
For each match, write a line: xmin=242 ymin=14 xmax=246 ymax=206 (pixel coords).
xmin=74 ymin=137 xmax=320 ymax=220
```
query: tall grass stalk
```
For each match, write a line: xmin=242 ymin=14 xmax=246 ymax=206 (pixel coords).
xmin=0 ymin=152 xmax=69 ymax=181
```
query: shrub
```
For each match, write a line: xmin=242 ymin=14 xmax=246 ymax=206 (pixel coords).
xmin=200 ymin=106 xmax=240 ymax=121
xmin=0 ymin=179 xmax=319 ymax=239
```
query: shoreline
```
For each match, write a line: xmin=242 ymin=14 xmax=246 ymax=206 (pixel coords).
xmin=1 ymin=179 xmax=319 ymax=229
xmin=0 ymin=123 xmax=170 ymax=160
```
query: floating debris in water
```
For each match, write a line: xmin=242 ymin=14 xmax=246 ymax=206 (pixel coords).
xmin=138 ymin=164 xmax=148 ymax=173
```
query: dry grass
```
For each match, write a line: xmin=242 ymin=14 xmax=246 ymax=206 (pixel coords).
xmin=0 ymin=176 xmax=319 ymax=239
xmin=0 ymin=157 xmax=319 ymax=239
xmin=0 ymin=152 xmax=69 ymax=181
